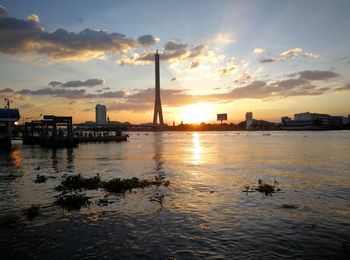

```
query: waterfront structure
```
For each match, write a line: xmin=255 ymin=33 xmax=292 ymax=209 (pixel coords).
xmin=96 ymin=104 xmax=107 ymax=125
xmin=23 ymin=115 xmax=76 ymax=147
xmin=153 ymin=50 xmax=164 ymax=125
xmin=246 ymin=112 xmax=253 ymax=130
xmin=282 ymin=112 xmax=345 ymax=130
xmin=0 ymin=108 xmax=20 ymax=149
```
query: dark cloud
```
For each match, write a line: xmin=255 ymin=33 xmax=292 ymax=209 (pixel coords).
xmin=335 ymin=83 xmax=350 ymax=92
xmin=189 ymin=45 xmax=206 ymax=58
xmin=0 ymin=13 xmax=158 ymax=60
xmin=206 ymin=79 xmax=328 ymax=101
xmin=16 ymin=87 xmax=125 ymax=99
xmin=17 ymin=88 xmax=86 ymax=99
xmin=119 ymin=41 xmax=207 ymax=65
xmin=293 ymin=70 xmax=339 ymax=80
xmin=270 ymin=78 xmax=309 ymax=89
xmin=48 ymin=81 xmax=62 ymax=87
xmin=49 ymin=79 xmax=105 ymax=88
xmin=190 ymin=61 xmax=199 ymax=68
xmin=259 ymin=58 xmax=277 ymax=63
xmin=0 ymin=5 xmax=8 ymax=18
xmin=164 ymin=40 xmax=188 ymax=51
xmin=137 ymin=34 xmax=159 ymax=45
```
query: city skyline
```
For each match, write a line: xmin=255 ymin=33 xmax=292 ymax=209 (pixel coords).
xmin=0 ymin=0 xmax=350 ymax=124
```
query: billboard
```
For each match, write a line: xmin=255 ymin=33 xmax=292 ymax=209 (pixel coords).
xmin=217 ymin=113 xmax=228 ymax=122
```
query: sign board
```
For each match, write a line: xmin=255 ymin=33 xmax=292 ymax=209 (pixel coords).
xmin=217 ymin=113 xmax=227 ymax=122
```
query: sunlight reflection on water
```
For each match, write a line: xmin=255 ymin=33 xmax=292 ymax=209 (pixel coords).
xmin=0 ymin=131 xmax=350 ymax=259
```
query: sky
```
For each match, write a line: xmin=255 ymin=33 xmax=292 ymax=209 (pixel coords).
xmin=0 ymin=0 xmax=349 ymax=124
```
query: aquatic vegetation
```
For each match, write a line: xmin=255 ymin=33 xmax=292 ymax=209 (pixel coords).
xmin=55 ymin=174 xmax=101 ymax=192
xmin=281 ymin=204 xmax=298 ymax=209
xmin=242 ymin=179 xmax=281 ymax=196
xmin=22 ymin=205 xmax=40 ymax=220
xmin=55 ymin=174 xmax=170 ymax=194
xmin=54 ymin=193 xmax=91 ymax=211
xmin=256 ymin=183 xmax=275 ymax=195
xmin=34 ymin=174 xmax=47 ymax=183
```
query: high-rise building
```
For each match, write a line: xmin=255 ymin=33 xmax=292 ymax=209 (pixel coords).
xmin=153 ymin=50 xmax=164 ymax=125
xmin=246 ymin=112 xmax=253 ymax=130
xmin=95 ymin=104 xmax=107 ymax=125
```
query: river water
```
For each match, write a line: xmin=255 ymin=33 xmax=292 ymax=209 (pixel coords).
xmin=0 ymin=131 xmax=349 ymax=259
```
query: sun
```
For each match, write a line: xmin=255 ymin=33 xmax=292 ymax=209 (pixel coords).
xmin=179 ymin=103 xmax=215 ymax=124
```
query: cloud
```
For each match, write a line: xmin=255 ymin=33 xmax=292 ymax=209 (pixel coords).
xmin=303 ymin=52 xmax=319 ymax=58
xmin=204 ymin=77 xmax=330 ymax=101
xmin=212 ymin=33 xmax=234 ymax=45
xmin=27 ymin=14 xmax=39 ymax=23
xmin=17 ymin=88 xmax=86 ymax=99
xmin=292 ymin=70 xmax=339 ymax=80
xmin=127 ymin=88 xmax=195 ymax=107
xmin=119 ymin=41 xmax=208 ymax=65
xmin=137 ymin=34 xmax=159 ymax=45
xmin=170 ymin=77 xmax=176 ymax=81
xmin=260 ymin=58 xmax=278 ymax=63
xmin=49 ymin=78 xmax=105 ymax=88
xmin=90 ymin=91 xmax=125 ymax=98
xmin=16 ymin=87 xmax=125 ymax=99
xmin=259 ymin=48 xmax=319 ymax=63
xmin=280 ymin=48 xmax=303 ymax=57
xmin=253 ymin=48 xmax=265 ymax=54
xmin=217 ymin=58 xmax=236 ymax=76
xmin=335 ymin=83 xmax=350 ymax=92
xmin=234 ymin=72 xmax=251 ymax=84
xmin=0 ymin=11 xmax=159 ymax=60
xmin=0 ymin=5 xmax=8 ymax=18
xmin=164 ymin=40 xmax=188 ymax=51
xmin=190 ymin=61 xmax=199 ymax=69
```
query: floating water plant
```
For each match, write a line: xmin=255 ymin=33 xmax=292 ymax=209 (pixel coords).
xmin=55 ymin=174 xmax=101 ymax=192
xmin=281 ymin=204 xmax=298 ymax=209
xmin=22 ymin=205 xmax=40 ymax=220
xmin=242 ymin=179 xmax=280 ymax=196
xmin=56 ymin=174 xmax=170 ymax=194
xmin=34 ymin=174 xmax=47 ymax=183
xmin=54 ymin=193 xmax=91 ymax=211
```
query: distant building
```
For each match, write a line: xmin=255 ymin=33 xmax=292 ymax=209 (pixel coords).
xmin=95 ymin=104 xmax=107 ymax=125
xmin=282 ymin=112 xmax=345 ymax=130
xmin=246 ymin=112 xmax=253 ymax=130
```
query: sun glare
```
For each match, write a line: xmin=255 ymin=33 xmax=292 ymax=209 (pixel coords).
xmin=180 ymin=103 xmax=215 ymax=124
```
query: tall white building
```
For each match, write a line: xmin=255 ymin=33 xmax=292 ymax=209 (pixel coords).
xmin=246 ymin=112 xmax=253 ymax=130
xmin=95 ymin=104 xmax=107 ymax=125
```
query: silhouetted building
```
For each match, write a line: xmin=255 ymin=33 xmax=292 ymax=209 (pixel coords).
xmin=153 ymin=50 xmax=164 ymax=125
xmin=96 ymin=104 xmax=107 ymax=125
xmin=282 ymin=112 xmax=345 ymax=130
xmin=246 ymin=112 xmax=253 ymax=130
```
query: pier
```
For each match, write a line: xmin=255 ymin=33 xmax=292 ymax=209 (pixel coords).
xmin=22 ymin=115 xmax=128 ymax=148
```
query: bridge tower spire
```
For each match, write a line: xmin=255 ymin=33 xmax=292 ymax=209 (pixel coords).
xmin=153 ymin=50 xmax=164 ymax=125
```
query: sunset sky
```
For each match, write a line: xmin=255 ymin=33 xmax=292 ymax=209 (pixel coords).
xmin=0 ymin=0 xmax=349 ymax=124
